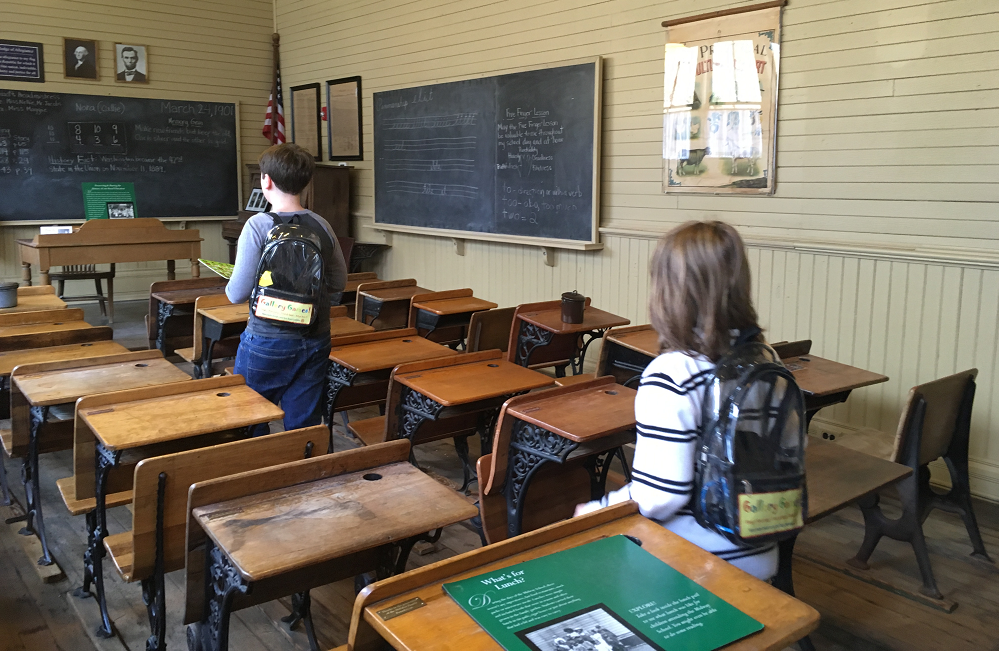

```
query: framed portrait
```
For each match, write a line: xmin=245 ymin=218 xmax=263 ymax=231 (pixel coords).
xmin=662 ymin=4 xmax=782 ymax=195
xmin=63 ymin=38 xmax=98 ymax=81
xmin=326 ymin=76 xmax=363 ymax=161
xmin=291 ymin=83 xmax=322 ymax=160
xmin=115 ymin=43 xmax=149 ymax=83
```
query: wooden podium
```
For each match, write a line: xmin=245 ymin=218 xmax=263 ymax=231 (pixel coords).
xmin=17 ymin=218 xmax=202 ymax=286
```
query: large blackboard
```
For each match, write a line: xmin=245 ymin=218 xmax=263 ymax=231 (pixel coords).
xmin=0 ymin=89 xmax=238 ymax=221
xmin=374 ymin=60 xmax=600 ymax=246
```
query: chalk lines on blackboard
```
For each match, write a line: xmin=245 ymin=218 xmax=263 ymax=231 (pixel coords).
xmin=385 ymin=159 xmax=475 ymax=173
xmin=383 ymin=136 xmax=477 ymax=152
xmin=386 ymin=181 xmax=478 ymax=199
xmin=382 ymin=113 xmax=477 ymax=129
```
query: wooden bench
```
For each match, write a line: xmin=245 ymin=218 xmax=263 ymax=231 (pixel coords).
xmin=347 ymin=350 xmax=553 ymax=491
xmin=476 ymin=376 xmax=636 ymax=543
xmin=407 ymin=289 xmax=497 ymax=349
xmin=340 ymin=271 xmax=378 ymax=316
xmin=147 ymin=277 xmax=228 ymax=354
xmin=61 ymin=375 xmax=284 ymax=638
xmin=183 ymin=440 xmax=478 ymax=651
xmin=103 ymin=426 xmax=327 ymax=651
xmin=466 ymin=306 xmax=515 ymax=353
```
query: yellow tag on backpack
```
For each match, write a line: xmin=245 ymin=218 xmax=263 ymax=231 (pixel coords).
xmin=253 ymin=295 xmax=313 ymax=325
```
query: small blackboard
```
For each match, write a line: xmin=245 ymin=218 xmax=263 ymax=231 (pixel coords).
xmin=374 ymin=59 xmax=601 ymax=249
xmin=0 ymin=89 xmax=238 ymax=222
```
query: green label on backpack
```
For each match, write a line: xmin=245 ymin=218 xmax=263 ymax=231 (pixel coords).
xmin=738 ymin=488 xmax=803 ymax=538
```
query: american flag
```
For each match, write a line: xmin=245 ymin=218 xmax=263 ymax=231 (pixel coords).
xmin=263 ymin=67 xmax=285 ymax=144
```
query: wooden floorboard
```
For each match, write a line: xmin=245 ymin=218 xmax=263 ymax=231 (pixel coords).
xmin=1 ymin=300 xmax=998 ymax=650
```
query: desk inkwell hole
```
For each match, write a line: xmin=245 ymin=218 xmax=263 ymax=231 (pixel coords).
xmin=53 ymin=322 xmax=63 ymax=325
xmin=605 ymin=390 xmax=618 ymax=396
xmin=487 ymin=363 xmax=499 ymax=368
xmin=82 ymin=343 xmax=93 ymax=347
xmin=216 ymin=392 xmax=230 ymax=397
xmin=363 ymin=473 xmax=382 ymax=481
xmin=799 ymin=356 xmax=811 ymax=361
xmin=134 ymin=363 xmax=148 ymax=368
xmin=402 ymin=339 xmax=412 ymax=343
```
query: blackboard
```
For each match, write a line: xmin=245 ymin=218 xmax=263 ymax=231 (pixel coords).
xmin=0 ymin=89 xmax=238 ymax=222
xmin=373 ymin=59 xmax=601 ymax=248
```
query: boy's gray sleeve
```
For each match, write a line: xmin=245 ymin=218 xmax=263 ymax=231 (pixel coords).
xmin=326 ymin=233 xmax=348 ymax=305
xmin=225 ymin=215 xmax=268 ymax=303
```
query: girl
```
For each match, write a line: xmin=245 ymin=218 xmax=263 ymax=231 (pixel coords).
xmin=575 ymin=221 xmax=778 ymax=581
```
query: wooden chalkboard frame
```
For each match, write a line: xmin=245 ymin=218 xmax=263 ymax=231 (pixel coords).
xmin=0 ymin=96 xmax=242 ymax=226
xmin=373 ymin=57 xmax=603 ymax=251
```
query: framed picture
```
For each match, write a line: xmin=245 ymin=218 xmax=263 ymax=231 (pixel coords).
xmin=326 ymin=76 xmax=363 ymax=161
xmin=63 ymin=38 xmax=98 ymax=80
xmin=1 ymin=39 xmax=45 ymax=83
xmin=662 ymin=3 xmax=782 ymax=195
xmin=107 ymin=201 xmax=135 ymax=219
xmin=115 ymin=43 xmax=149 ymax=83
xmin=290 ymin=83 xmax=322 ymax=160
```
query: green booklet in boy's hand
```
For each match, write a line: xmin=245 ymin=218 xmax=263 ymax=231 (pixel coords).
xmin=443 ymin=535 xmax=763 ymax=651
xmin=199 ymin=259 xmax=235 ymax=279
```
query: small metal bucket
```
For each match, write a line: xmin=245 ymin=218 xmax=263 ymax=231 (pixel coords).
xmin=0 ymin=282 xmax=18 ymax=309
xmin=561 ymin=291 xmax=585 ymax=324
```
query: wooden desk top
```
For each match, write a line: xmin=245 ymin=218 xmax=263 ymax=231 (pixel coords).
xmin=518 ymin=306 xmax=630 ymax=335
xmin=0 ymin=294 xmax=68 ymax=314
xmin=0 ymin=340 xmax=127 ymax=376
xmin=0 ymin=321 xmax=91 ymax=338
xmin=331 ymin=317 xmax=375 ymax=337
xmin=395 ymin=359 xmax=553 ymax=407
xmin=606 ymin=325 xmax=659 ymax=356
xmin=805 ymin=437 xmax=910 ymax=523
xmin=329 ymin=335 xmax=453 ymax=373
xmin=13 ymin=357 xmax=189 ymax=407
xmin=507 ymin=383 xmax=637 ymax=443
xmin=151 ymin=286 xmax=227 ymax=305
xmin=360 ymin=505 xmax=819 ymax=651
xmin=785 ymin=355 xmax=888 ymax=397
xmin=18 ymin=218 xmax=201 ymax=248
xmin=412 ymin=297 xmax=498 ymax=316
xmin=81 ymin=383 xmax=283 ymax=451
xmin=360 ymin=286 xmax=430 ymax=303
xmin=197 ymin=302 xmax=249 ymax=325
xmin=194 ymin=461 xmax=478 ymax=582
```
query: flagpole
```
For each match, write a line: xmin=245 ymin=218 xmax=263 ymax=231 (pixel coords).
xmin=270 ymin=32 xmax=280 ymax=145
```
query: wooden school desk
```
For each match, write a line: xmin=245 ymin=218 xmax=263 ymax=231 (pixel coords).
xmin=512 ymin=305 xmax=630 ymax=376
xmin=0 ymin=292 xmax=67 ymax=314
xmin=410 ymin=289 xmax=498 ymax=342
xmin=0 ymin=320 xmax=90 ymax=338
xmin=7 ymin=351 xmax=189 ymax=569
xmin=325 ymin=329 xmax=454 ymax=445
xmin=184 ymin=441 xmax=478 ymax=651
xmin=149 ymin=278 xmax=227 ymax=354
xmin=485 ymin=377 xmax=637 ymax=540
xmin=356 ymin=280 xmax=429 ymax=329
xmin=194 ymin=302 xmax=249 ymax=378
xmin=349 ymin=502 xmax=819 ymax=651
xmin=17 ymin=218 xmax=202 ymax=286
xmin=66 ymin=376 xmax=283 ymax=638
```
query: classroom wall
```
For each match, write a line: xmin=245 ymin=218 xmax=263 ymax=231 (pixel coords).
xmin=1 ymin=0 xmax=275 ymax=297
xmin=276 ymin=0 xmax=999 ymax=499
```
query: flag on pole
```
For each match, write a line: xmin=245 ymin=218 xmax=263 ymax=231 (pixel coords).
xmin=263 ymin=67 xmax=285 ymax=144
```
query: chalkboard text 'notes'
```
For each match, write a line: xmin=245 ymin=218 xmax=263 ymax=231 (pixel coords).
xmin=374 ymin=61 xmax=599 ymax=245
xmin=0 ymin=89 xmax=238 ymax=221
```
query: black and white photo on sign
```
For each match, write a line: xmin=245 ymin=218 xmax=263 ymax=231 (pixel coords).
xmin=115 ymin=43 xmax=148 ymax=83
xmin=245 ymin=188 xmax=271 ymax=212
xmin=107 ymin=201 xmax=135 ymax=219
xmin=517 ymin=605 xmax=664 ymax=651
xmin=63 ymin=38 xmax=98 ymax=80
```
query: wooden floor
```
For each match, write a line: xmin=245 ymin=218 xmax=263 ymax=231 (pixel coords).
xmin=2 ymin=300 xmax=998 ymax=651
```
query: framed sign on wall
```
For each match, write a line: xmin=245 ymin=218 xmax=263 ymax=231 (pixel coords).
xmin=326 ymin=76 xmax=363 ymax=161
xmin=662 ymin=1 xmax=783 ymax=195
xmin=290 ymin=82 xmax=322 ymax=160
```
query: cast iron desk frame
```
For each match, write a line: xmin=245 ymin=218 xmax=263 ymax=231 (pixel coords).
xmin=514 ymin=308 xmax=630 ymax=377
xmin=151 ymin=286 xmax=227 ymax=355
xmin=194 ymin=305 xmax=248 ymax=379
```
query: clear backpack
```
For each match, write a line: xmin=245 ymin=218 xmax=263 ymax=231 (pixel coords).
xmin=693 ymin=333 xmax=808 ymax=546
xmin=249 ymin=213 xmax=333 ymax=333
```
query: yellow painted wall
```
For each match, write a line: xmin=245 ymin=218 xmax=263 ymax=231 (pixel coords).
xmin=275 ymin=0 xmax=999 ymax=499
xmin=1 ymin=0 xmax=275 ymax=297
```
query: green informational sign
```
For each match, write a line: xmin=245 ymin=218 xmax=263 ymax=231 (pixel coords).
xmin=81 ymin=182 xmax=137 ymax=220
xmin=443 ymin=536 xmax=763 ymax=651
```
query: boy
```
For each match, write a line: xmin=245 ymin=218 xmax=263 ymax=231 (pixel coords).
xmin=226 ymin=143 xmax=347 ymax=435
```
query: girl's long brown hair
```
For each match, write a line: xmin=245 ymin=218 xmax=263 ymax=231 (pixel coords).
xmin=649 ymin=221 xmax=761 ymax=361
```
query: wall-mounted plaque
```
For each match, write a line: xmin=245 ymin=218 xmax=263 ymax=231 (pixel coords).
xmin=0 ymin=39 xmax=44 ymax=83
xmin=291 ymin=83 xmax=322 ymax=160
xmin=326 ymin=76 xmax=362 ymax=161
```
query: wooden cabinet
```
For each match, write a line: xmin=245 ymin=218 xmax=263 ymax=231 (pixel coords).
xmin=222 ymin=164 xmax=352 ymax=262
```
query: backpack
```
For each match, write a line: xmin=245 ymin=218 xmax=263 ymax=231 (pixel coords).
xmin=692 ymin=331 xmax=808 ymax=546
xmin=249 ymin=213 xmax=333 ymax=334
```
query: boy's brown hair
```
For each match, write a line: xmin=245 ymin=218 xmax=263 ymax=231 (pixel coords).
xmin=258 ymin=143 xmax=315 ymax=195
xmin=649 ymin=221 xmax=761 ymax=361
